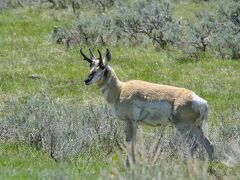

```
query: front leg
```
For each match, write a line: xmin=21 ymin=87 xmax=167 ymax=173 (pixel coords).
xmin=125 ymin=120 xmax=137 ymax=167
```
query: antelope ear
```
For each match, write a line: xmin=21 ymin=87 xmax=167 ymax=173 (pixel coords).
xmin=105 ymin=49 xmax=111 ymax=62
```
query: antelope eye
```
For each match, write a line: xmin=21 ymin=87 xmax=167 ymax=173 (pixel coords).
xmin=99 ymin=65 xmax=105 ymax=70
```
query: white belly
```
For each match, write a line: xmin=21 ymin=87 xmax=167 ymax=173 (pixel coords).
xmin=137 ymin=101 xmax=172 ymax=126
xmin=112 ymin=100 xmax=173 ymax=126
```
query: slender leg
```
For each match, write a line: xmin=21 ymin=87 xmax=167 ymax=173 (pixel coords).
xmin=175 ymin=121 xmax=214 ymax=160
xmin=125 ymin=120 xmax=137 ymax=166
xmin=175 ymin=123 xmax=192 ymax=156
xmin=191 ymin=126 xmax=214 ymax=160
xmin=131 ymin=122 xmax=137 ymax=164
xmin=186 ymin=135 xmax=199 ymax=158
xmin=190 ymin=140 xmax=199 ymax=157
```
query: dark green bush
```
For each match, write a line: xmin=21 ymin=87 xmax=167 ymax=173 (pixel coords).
xmin=89 ymin=0 xmax=116 ymax=12
xmin=52 ymin=11 xmax=121 ymax=46
xmin=173 ymin=11 xmax=216 ymax=60
xmin=213 ymin=1 xmax=240 ymax=59
xmin=0 ymin=0 xmax=78 ymax=11
xmin=50 ymin=0 xmax=239 ymax=61
xmin=173 ymin=0 xmax=240 ymax=61
xmin=115 ymin=0 xmax=181 ymax=49
xmin=52 ymin=0 xmax=182 ymax=48
xmin=0 ymin=0 xmax=29 ymax=10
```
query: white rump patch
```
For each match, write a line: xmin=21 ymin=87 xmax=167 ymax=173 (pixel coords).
xmin=191 ymin=92 xmax=208 ymax=123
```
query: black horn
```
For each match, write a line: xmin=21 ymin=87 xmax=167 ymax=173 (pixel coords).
xmin=106 ymin=48 xmax=111 ymax=62
xmin=98 ymin=49 xmax=105 ymax=69
xmin=80 ymin=48 xmax=92 ymax=63
xmin=89 ymin=48 xmax=96 ymax=59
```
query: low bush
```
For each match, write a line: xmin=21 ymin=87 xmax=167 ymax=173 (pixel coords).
xmin=213 ymin=1 xmax=240 ymax=59
xmin=115 ymin=0 xmax=181 ymax=49
xmin=173 ymin=11 xmax=216 ymax=60
xmin=0 ymin=94 xmax=124 ymax=162
xmin=52 ymin=0 xmax=182 ymax=48
xmin=0 ymin=0 xmax=29 ymax=10
xmin=1 ymin=94 xmax=240 ymax=165
xmin=52 ymin=13 xmax=117 ymax=46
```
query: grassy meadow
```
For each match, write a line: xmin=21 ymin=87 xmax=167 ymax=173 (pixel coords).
xmin=0 ymin=1 xmax=240 ymax=179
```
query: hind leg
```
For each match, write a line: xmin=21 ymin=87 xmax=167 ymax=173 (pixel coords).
xmin=189 ymin=139 xmax=199 ymax=157
xmin=191 ymin=126 xmax=214 ymax=160
xmin=175 ymin=123 xmax=197 ymax=158
xmin=175 ymin=122 xmax=213 ymax=160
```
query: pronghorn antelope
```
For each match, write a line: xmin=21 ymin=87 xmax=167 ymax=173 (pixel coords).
xmin=80 ymin=48 xmax=214 ymax=164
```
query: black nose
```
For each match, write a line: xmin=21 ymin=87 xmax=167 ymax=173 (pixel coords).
xmin=84 ymin=79 xmax=90 ymax=85
xmin=84 ymin=74 xmax=93 ymax=85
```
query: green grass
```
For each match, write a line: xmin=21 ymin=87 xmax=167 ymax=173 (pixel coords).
xmin=0 ymin=2 xmax=240 ymax=180
xmin=174 ymin=0 xmax=229 ymax=18
xmin=0 ymin=143 xmax=111 ymax=179
xmin=0 ymin=143 xmax=62 ymax=179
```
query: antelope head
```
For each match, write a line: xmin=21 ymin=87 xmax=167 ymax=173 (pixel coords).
xmin=80 ymin=48 xmax=111 ymax=85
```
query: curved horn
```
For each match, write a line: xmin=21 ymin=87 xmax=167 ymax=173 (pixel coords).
xmin=80 ymin=48 xmax=92 ymax=63
xmin=89 ymin=48 xmax=96 ymax=59
xmin=98 ymin=49 xmax=102 ymax=60
xmin=106 ymin=48 xmax=111 ymax=62
xmin=98 ymin=49 xmax=104 ymax=69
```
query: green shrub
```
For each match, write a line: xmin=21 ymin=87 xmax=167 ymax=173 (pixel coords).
xmin=2 ymin=94 xmax=240 ymax=163
xmin=89 ymin=0 xmax=116 ymax=12
xmin=0 ymin=0 xmax=75 ymax=11
xmin=213 ymin=1 xmax=240 ymax=59
xmin=52 ymin=13 xmax=117 ymax=46
xmin=173 ymin=11 xmax=216 ymax=60
xmin=0 ymin=0 xmax=26 ymax=10
xmin=115 ymin=0 xmax=181 ymax=49
xmin=0 ymin=94 xmax=124 ymax=162
xmin=50 ymin=0 xmax=240 ymax=61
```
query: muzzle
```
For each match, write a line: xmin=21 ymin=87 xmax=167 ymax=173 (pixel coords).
xmin=84 ymin=73 xmax=95 ymax=85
